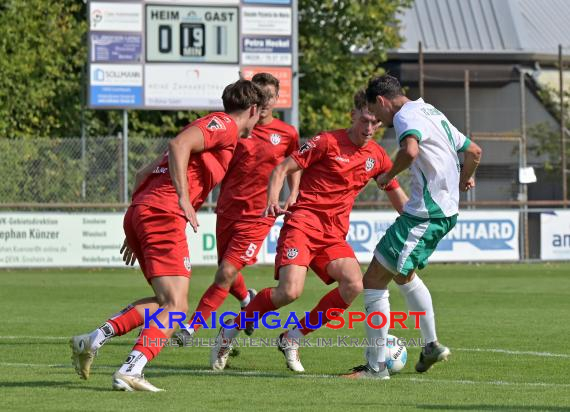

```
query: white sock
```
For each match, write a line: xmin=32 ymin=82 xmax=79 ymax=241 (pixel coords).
xmin=397 ymin=275 xmax=437 ymax=344
xmin=364 ymin=289 xmax=390 ymax=372
xmin=286 ymin=327 xmax=303 ymax=340
xmin=240 ymin=293 xmax=251 ymax=308
xmin=88 ymin=322 xmax=115 ymax=351
xmin=118 ymin=350 xmax=147 ymax=376
xmin=223 ymin=324 xmax=241 ymax=340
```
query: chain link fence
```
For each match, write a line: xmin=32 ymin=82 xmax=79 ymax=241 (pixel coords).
xmin=0 ymin=135 xmax=553 ymax=210
xmin=0 ymin=136 xmax=413 ymax=209
xmin=0 ymin=137 xmax=168 ymax=206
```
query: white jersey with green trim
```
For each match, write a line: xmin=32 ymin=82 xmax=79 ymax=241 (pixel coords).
xmin=393 ymin=98 xmax=471 ymax=219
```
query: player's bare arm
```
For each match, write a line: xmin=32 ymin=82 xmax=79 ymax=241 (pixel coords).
xmin=168 ymin=126 xmax=206 ymax=232
xmin=264 ymin=156 xmax=302 ymax=217
xmin=459 ymin=141 xmax=482 ymax=192
xmin=377 ymin=136 xmax=419 ymax=188
xmin=385 ymin=187 xmax=409 ymax=214
xmin=284 ymin=169 xmax=302 ymax=210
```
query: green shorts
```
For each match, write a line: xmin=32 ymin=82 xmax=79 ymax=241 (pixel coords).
xmin=375 ymin=213 xmax=457 ymax=275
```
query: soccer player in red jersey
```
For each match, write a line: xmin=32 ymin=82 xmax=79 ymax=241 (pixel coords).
xmin=211 ymin=90 xmax=409 ymax=372
xmin=69 ymin=80 xmax=266 ymax=391
xmin=175 ymin=73 xmax=300 ymax=344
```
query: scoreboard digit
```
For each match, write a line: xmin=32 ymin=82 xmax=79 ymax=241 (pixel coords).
xmin=180 ymin=23 xmax=205 ymax=57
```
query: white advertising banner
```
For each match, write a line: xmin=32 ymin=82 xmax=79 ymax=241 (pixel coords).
xmin=261 ymin=211 xmax=520 ymax=265
xmin=541 ymin=211 xmax=570 ymax=260
xmin=90 ymin=64 xmax=143 ymax=86
xmin=0 ymin=210 xmax=520 ymax=268
xmin=263 ymin=211 xmax=519 ymax=263
xmin=90 ymin=2 xmax=143 ymax=32
xmin=241 ymin=7 xmax=292 ymax=35
xmin=0 ymin=213 xmax=125 ymax=267
xmin=144 ymin=64 xmax=240 ymax=109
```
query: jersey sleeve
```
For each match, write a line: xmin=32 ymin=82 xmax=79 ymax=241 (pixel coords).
xmin=285 ymin=127 xmax=301 ymax=157
xmin=376 ymin=149 xmax=400 ymax=191
xmin=194 ymin=115 xmax=233 ymax=150
xmin=394 ymin=111 xmax=423 ymax=144
xmin=290 ymin=134 xmax=327 ymax=169
xmin=450 ymin=123 xmax=472 ymax=152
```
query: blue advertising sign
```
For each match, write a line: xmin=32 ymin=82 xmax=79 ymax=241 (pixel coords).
xmin=263 ymin=211 xmax=520 ymax=263
xmin=242 ymin=36 xmax=292 ymax=65
xmin=242 ymin=37 xmax=291 ymax=53
xmin=91 ymin=33 xmax=142 ymax=62
xmin=90 ymin=86 xmax=143 ymax=107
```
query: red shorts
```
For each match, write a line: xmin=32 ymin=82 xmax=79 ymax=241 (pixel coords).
xmin=274 ymin=223 xmax=356 ymax=285
xmin=216 ymin=215 xmax=274 ymax=271
xmin=123 ymin=205 xmax=191 ymax=283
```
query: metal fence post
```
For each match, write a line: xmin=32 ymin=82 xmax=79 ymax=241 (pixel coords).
xmin=123 ymin=109 xmax=129 ymax=204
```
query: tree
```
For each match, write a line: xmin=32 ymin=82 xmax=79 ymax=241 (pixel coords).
xmin=0 ymin=0 xmax=85 ymax=136
xmin=298 ymin=0 xmax=411 ymax=137
xmin=528 ymin=87 xmax=570 ymax=174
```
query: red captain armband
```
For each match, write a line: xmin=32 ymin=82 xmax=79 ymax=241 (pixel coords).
xmin=385 ymin=177 xmax=400 ymax=191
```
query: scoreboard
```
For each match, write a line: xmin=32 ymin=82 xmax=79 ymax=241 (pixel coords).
xmin=146 ymin=5 xmax=239 ymax=63
xmin=87 ymin=0 xmax=296 ymax=110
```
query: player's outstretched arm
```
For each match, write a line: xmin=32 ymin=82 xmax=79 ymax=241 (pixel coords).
xmin=264 ymin=157 xmax=302 ymax=217
xmin=386 ymin=187 xmax=409 ymax=214
xmin=460 ymin=141 xmax=482 ymax=192
xmin=377 ymin=136 xmax=419 ymax=188
xmin=168 ymin=126 xmax=206 ymax=232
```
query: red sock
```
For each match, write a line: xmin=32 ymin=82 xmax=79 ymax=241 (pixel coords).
xmin=107 ymin=305 xmax=143 ymax=336
xmin=298 ymin=288 xmax=350 ymax=336
xmin=133 ymin=326 xmax=167 ymax=361
xmin=229 ymin=272 xmax=248 ymax=302
xmin=234 ymin=288 xmax=276 ymax=330
xmin=188 ymin=284 xmax=229 ymax=331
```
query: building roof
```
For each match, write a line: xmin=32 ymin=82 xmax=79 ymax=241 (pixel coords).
xmin=392 ymin=0 xmax=570 ymax=62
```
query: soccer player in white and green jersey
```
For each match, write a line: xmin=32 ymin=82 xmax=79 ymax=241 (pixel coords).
xmin=345 ymin=75 xmax=482 ymax=380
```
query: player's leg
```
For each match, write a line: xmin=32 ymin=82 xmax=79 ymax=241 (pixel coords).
xmin=226 ymin=219 xmax=273 ymax=311
xmin=112 ymin=275 xmax=189 ymax=392
xmin=393 ymin=215 xmax=457 ymax=372
xmin=288 ymin=254 xmax=362 ymax=339
xmin=70 ymin=206 xmax=156 ymax=380
xmin=210 ymin=224 xmax=310 ymax=370
xmin=111 ymin=205 xmax=191 ymax=391
xmin=181 ymin=219 xmax=268 ymax=343
xmin=281 ymin=255 xmax=362 ymax=373
xmin=343 ymin=256 xmax=393 ymax=380
xmin=210 ymin=264 xmax=308 ymax=371
xmin=181 ymin=260 xmax=237 ymax=340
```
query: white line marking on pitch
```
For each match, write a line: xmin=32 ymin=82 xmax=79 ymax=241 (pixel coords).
xmin=2 ymin=336 xmax=570 ymax=359
xmin=454 ymin=348 xmax=570 ymax=359
xmin=0 ymin=362 xmax=569 ymax=389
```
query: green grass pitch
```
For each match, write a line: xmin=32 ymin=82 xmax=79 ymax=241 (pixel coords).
xmin=1 ymin=263 xmax=569 ymax=411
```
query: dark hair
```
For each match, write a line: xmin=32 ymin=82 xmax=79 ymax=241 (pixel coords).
xmin=222 ymin=79 xmax=268 ymax=113
xmin=365 ymin=74 xmax=403 ymax=103
xmin=251 ymin=72 xmax=280 ymax=95
xmin=353 ymin=89 xmax=367 ymax=111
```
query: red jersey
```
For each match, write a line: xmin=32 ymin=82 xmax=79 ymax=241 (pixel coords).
xmin=287 ymin=129 xmax=399 ymax=238
xmin=132 ymin=112 xmax=238 ymax=215
xmin=216 ymin=118 xmax=299 ymax=220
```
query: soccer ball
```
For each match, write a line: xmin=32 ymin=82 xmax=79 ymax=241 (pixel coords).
xmin=385 ymin=334 xmax=407 ymax=373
